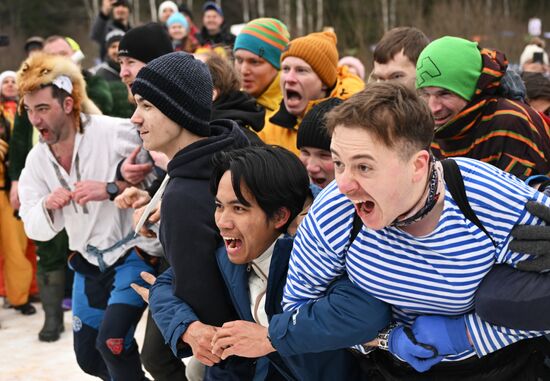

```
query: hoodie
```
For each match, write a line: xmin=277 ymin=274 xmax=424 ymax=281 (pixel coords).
xmin=160 ymin=119 xmax=249 ymax=326
xmin=432 ymin=48 xmax=550 ymax=178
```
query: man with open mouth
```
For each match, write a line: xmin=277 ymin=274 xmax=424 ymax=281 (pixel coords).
xmin=259 ymin=30 xmax=364 ymax=156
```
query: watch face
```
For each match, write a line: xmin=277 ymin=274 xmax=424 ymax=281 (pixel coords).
xmin=107 ymin=182 xmax=119 ymax=195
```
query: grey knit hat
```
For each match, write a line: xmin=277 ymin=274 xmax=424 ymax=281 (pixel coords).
xmin=132 ymin=52 xmax=213 ymax=136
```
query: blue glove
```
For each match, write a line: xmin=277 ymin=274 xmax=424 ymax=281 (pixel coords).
xmin=412 ymin=315 xmax=472 ymax=356
xmin=388 ymin=325 xmax=444 ymax=373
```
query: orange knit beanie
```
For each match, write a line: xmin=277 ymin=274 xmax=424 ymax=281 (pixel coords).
xmin=281 ymin=31 xmax=338 ymax=87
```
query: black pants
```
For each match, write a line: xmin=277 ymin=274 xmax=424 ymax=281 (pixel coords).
xmin=354 ymin=337 xmax=550 ymax=381
xmin=141 ymin=258 xmax=188 ymax=381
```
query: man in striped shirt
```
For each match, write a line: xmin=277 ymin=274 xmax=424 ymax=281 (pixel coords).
xmin=283 ymin=82 xmax=549 ymax=377
xmin=416 ymin=36 xmax=550 ymax=179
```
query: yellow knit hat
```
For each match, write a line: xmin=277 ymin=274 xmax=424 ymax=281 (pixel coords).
xmin=281 ymin=31 xmax=339 ymax=88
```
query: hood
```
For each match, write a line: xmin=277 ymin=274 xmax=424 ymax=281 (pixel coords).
xmin=212 ymin=91 xmax=265 ymax=132
xmin=470 ymin=47 xmax=508 ymax=101
xmin=167 ymin=118 xmax=249 ymax=180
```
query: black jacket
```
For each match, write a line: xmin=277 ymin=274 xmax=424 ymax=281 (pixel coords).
xmin=212 ymin=91 xmax=265 ymax=145
xmin=195 ymin=25 xmax=235 ymax=48
xmin=160 ymin=119 xmax=249 ymax=326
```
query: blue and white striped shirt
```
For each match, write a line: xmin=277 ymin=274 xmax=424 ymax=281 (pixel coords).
xmin=284 ymin=157 xmax=548 ymax=361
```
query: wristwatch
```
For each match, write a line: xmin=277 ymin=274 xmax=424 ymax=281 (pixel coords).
xmin=106 ymin=181 xmax=120 ymax=201
xmin=377 ymin=323 xmax=399 ymax=351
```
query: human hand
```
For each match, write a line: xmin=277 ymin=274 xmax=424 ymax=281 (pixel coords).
xmin=9 ymin=181 xmax=20 ymax=210
xmin=411 ymin=315 xmax=472 ymax=357
xmin=510 ymin=201 xmax=550 ymax=271
xmin=130 ymin=271 xmax=156 ymax=304
xmin=0 ymin=138 xmax=8 ymax=161
xmin=45 ymin=187 xmax=73 ymax=210
xmin=149 ymin=150 xmax=170 ymax=171
xmin=121 ymin=146 xmax=153 ymax=185
xmin=182 ymin=321 xmax=221 ymax=366
xmin=101 ymin=0 xmax=115 ymax=16
xmin=133 ymin=202 xmax=160 ymax=238
xmin=73 ymin=181 xmax=109 ymax=205
xmin=114 ymin=186 xmax=151 ymax=209
xmin=211 ymin=320 xmax=275 ymax=360
xmin=388 ymin=325 xmax=443 ymax=373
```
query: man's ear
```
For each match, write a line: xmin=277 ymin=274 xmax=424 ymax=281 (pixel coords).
xmin=412 ymin=149 xmax=431 ymax=184
xmin=63 ymin=96 xmax=74 ymax=114
xmin=273 ymin=207 xmax=291 ymax=230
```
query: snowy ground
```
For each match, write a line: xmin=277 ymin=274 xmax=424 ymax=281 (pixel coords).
xmin=0 ymin=302 xmax=149 ymax=381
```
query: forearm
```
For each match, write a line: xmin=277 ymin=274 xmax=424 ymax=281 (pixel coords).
xmin=271 ymin=277 xmax=391 ymax=356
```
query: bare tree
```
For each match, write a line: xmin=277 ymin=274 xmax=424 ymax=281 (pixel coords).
xmin=243 ymin=0 xmax=250 ymax=22
xmin=82 ymin=0 xmax=99 ymax=23
xmin=381 ymin=0 xmax=389 ymax=32
xmin=296 ymin=0 xmax=304 ymax=35
xmin=316 ymin=0 xmax=323 ymax=31
xmin=149 ymin=0 xmax=157 ymax=22
xmin=258 ymin=0 xmax=265 ymax=17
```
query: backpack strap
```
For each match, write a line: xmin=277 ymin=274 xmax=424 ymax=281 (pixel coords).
xmin=441 ymin=159 xmax=496 ymax=247
xmin=349 ymin=212 xmax=363 ymax=244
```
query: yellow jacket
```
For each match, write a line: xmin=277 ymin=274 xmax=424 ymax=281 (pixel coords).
xmin=258 ymin=66 xmax=364 ymax=156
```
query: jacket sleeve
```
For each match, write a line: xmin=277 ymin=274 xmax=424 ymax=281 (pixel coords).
xmin=475 ymin=264 xmax=550 ymax=331
xmin=269 ymin=277 xmax=391 ymax=356
xmin=149 ymin=267 xmax=198 ymax=358
xmin=18 ymin=152 xmax=64 ymax=241
xmin=90 ymin=11 xmax=109 ymax=45
xmin=7 ymin=111 xmax=33 ymax=181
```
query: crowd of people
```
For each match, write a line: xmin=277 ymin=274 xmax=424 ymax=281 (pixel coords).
xmin=1 ymin=0 xmax=550 ymax=380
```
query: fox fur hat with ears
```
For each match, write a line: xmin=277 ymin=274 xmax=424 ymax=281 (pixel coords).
xmin=16 ymin=52 xmax=101 ymax=132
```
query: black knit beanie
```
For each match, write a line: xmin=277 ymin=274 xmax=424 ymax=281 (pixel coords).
xmin=297 ymin=97 xmax=343 ymax=150
xmin=132 ymin=52 xmax=213 ymax=136
xmin=118 ymin=23 xmax=173 ymax=64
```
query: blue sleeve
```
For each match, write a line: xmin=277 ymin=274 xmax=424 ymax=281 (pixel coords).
xmin=269 ymin=277 xmax=391 ymax=356
xmin=149 ymin=267 xmax=198 ymax=358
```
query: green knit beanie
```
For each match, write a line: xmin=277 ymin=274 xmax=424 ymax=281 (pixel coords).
xmin=416 ymin=36 xmax=482 ymax=101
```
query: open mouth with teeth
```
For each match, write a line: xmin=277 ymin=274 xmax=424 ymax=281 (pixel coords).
xmin=223 ymin=236 xmax=243 ymax=255
xmin=353 ymin=200 xmax=375 ymax=219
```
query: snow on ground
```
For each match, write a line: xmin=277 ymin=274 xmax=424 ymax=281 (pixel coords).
xmin=0 ymin=302 xmax=149 ymax=381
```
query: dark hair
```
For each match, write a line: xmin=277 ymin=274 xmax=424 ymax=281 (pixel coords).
xmin=325 ymin=82 xmax=434 ymax=159
xmin=373 ymin=27 xmax=430 ymax=65
xmin=205 ymin=53 xmax=240 ymax=96
xmin=210 ymin=145 xmax=310 ymax=233
xmin=523 ymin=72 xmax=550 ymax=102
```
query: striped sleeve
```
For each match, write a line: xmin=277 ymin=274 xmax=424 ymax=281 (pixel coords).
xmin=465 ymin=313 xmax=545 ymax=357
xmin=282 ymin=186 xmax=350 ymax=311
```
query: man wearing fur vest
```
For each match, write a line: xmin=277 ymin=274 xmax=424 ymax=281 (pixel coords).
xmin=16 ymin=52 xmax=162 ymax=380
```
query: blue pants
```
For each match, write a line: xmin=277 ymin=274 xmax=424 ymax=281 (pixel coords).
xmin=70 ymin=249 xmax=153 ymax=381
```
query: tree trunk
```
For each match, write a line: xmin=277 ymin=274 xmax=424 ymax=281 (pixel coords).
xmin=258 ymin=0 xmax=265 ymax=17
xmin=243 ymin=0 xmax=250 ymax=22
xmin=296 ymin=0 xmax=304 ymax=36
xmin=381 ymin=0 xmax=389 ymax=32
xmin=316 ymin=0 xmax=323 ymax=32
xmin=132 ymin=0 xmax=141 ymax=26
xmin=149 ymin=0 xmax=157 ymax=22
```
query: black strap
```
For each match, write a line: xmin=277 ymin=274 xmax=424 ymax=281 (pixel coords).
xmin=442 ymin=159 xmax=496 ymax=247
xmin=349 ymin=212 xmax=363 ymax=245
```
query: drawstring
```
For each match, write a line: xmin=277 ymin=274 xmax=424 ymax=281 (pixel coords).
xmin=86 ymin=231 xmax=135 ymax=272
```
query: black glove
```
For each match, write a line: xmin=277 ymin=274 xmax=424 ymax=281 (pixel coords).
xmin=509 ymin=201 xmax=550 ymax=271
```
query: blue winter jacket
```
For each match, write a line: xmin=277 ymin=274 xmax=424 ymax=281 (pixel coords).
xmin=149 ymin=235 xmax=391 ymax=380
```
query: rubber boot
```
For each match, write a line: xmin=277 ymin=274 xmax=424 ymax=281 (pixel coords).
xmin=37 ymin=270 xmax=65 ymax=342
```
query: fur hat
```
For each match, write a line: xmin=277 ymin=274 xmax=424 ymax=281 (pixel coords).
xmin=281 ymin=31 xmax=339 ymax=87
xmin=16 ymin=52 xmax=101 ymax=131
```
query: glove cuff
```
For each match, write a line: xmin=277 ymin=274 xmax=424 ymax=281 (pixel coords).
xmin=446 ymin=316 xmax=472 ymax=353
